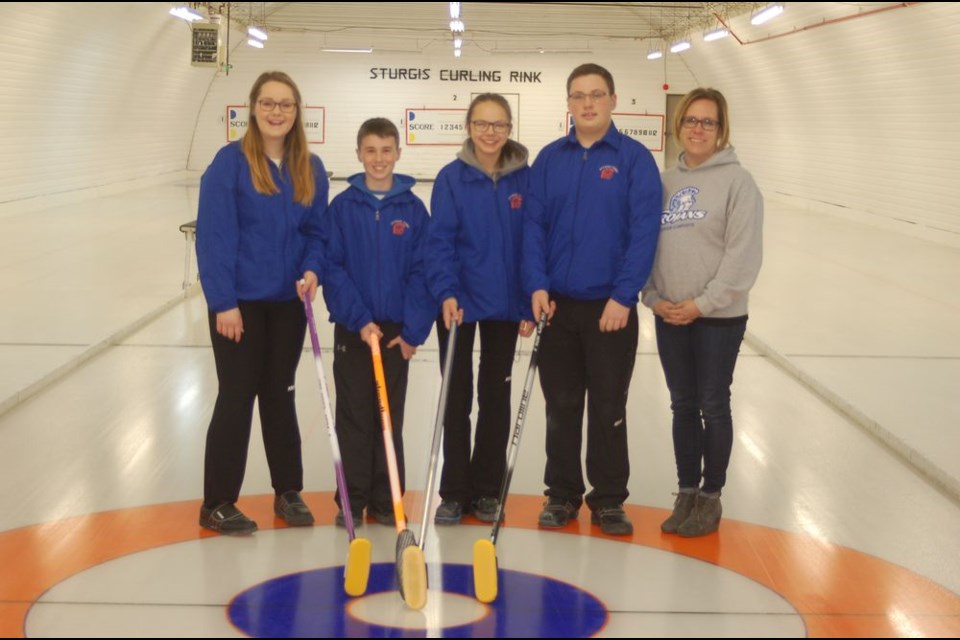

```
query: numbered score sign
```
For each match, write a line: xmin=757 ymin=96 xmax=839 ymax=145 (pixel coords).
xmin=566 ymin=112 xmax=664 ymax=152
xmin=226 ymin=106 xmax=326 ymax=143
xmin=405 ymin=109 xmax=468 ymax=146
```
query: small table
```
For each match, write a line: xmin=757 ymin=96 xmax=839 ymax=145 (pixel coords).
xmin=179 ymin=220 xmax=197 ymax=290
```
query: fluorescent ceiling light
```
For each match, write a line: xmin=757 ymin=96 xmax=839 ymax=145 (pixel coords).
xmin=703 ymin=27 xmax=729 ymax=42
xmin=449 ymin=2 xmax=460 ymax=19
xmin=247 ymin=26 xmax=268 ymax=41
xmin=647 ymin=49 xmax=663 ymax=60
xmin=751 ymin=3 xmax=784 ymax=25
xmin=169 ymin=6 xmax=203 ymax=22
xmin=247 ymin=38 xmax=264 ymax=49
xmin=670 ymin=40 xmax=691 ymax=53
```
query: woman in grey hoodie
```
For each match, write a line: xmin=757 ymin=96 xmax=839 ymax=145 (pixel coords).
xmin=642 ymin=88 xmax=763 ymax=537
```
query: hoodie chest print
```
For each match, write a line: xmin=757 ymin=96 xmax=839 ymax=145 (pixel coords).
xmin=662 ymin=186 xmax=708 ymax=228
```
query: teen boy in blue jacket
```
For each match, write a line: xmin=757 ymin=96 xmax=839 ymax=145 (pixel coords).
xmin=323 ymin=118 xmax=434 ymax=526
xmin=523 ymin=63 xmax=662 ymax=536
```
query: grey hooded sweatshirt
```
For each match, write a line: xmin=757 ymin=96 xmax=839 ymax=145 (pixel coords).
xmin=457 ymin=138 xmax=529 ymax=181
xmin=641 ymin=146 xmax=763 ymax=318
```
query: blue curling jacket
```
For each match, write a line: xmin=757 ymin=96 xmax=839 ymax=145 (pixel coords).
xmin=196 ymin=142 xmax=328 ymax=313
xmin=426 ymin=140 xmax=531 ymax=323
xmin=322 ymin=174 xmax=434 ymax=346
xmin=522 ymin=124 xmax=661 ymax=306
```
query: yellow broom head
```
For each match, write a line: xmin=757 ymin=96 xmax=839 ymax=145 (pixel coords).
xmin=344 ymin=537 xmax=372 ymax=597
xmin=472 ymin=538 xmax=498 ymax=603
xmin=397 ymin=530 xmax=427 ymax=610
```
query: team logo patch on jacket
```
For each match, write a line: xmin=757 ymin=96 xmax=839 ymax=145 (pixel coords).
xmin=509 ymin=193 xmax=523 ymax=210
xmin=391 ymin=220 xmax=410 ymax=236
xmin=599 ymin=165 xmax=619 ymax=180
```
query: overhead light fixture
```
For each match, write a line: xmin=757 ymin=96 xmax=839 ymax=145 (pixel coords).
xmin=647 ymin=47 xmax=663 ymax=60
xmin=247 ymin=26 xmax=268 ymax=41
xmin=703 ymin=27 xmax=729 ymax=42
xmin=670 ymin=40 xmax=691 ymax=53
xmin=449 ymin=3 xmax=464 ymax=57
xmin=322 ymin=47 xmax=373 ymax=53
xmin=751 ymin=3 xmax=784 ymax=25
xmin=490 ymin=47 xmax=593 ymax=55
xmin=247 ymin=38 xmax=264 ymax=49
xmin=169 ymin=5 xmax=203 ymax=22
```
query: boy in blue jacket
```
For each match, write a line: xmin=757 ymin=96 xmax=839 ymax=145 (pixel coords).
xmin=523 ymin=63 xmax=662 ymax=536
xmin=322 ymin=118 xmax=434 ymax=526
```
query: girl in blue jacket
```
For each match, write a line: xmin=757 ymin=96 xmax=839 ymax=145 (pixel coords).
xmin=426 ymin=93 xmax=534 ymax=525
xmin=196 ymin=71 xmax=327 ymax=535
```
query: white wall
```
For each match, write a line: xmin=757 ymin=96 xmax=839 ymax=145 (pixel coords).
xmin=5 ymin=2 xmax=956 ymax=242
xmin=0 ymin=3 xmax=215 ymax=209
xmin=187 ymin=31 xmax=698 ymax=179
xmin=676 ymin=2 xmax=960 ymax=241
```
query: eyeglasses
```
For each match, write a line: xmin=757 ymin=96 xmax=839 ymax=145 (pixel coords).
xmin=471 ymin=120 xmax=511 ymax=134
xmin=680 ymin=116 xmax=719 ymax=131
xmin=257 ymin=99 xmax=298 ymax=113
xmin=568 ymin=90 xmax=608 ymax=103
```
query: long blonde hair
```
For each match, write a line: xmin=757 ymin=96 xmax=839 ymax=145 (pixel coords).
xmin=241 ymin=71 xmax=315 ymax=206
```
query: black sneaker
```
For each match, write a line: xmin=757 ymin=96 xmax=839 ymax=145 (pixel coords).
xmin=434 ymin=499 xmax=463 ymax=525
xmin=200 ymin=503 xmax=258 ymax=536
xmin=591 ymin=504 xmax=634 ymax=536
xmin=367 ymin=505 xmax=396 ymax=526
xmin=335 ymin=508 xmax=364 ymax=528
xmin=274 ymin=491 xmax=315 ymax=526
xmin=538 ymin=497 xmax=579 ymax=528
xmin=472 ymin=496 xmax=503 ymax=523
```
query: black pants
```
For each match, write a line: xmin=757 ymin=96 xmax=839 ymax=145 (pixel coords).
xmin=537 ymin=297 xmax=638 ymax=511
xmin=204 ymin=299 xmax=306 ymax=508
xmin=333 ymin=322 xmax=409 ymax=512
xmin=436 ymin=318 xmax=519 ymax=507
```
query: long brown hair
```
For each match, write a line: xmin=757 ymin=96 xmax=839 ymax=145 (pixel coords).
xmin=241 ymin=71 xmax=315 ymax=206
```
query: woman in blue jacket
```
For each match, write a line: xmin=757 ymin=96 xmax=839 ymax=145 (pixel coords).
xmin=196 ymin=71 xmax=327 ymax=535
xmin=426 ymin=93 xmax=533 ymax=525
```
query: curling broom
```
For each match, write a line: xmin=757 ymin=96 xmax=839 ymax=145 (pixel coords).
xmin=417 ymin=322 xmax=457 ymax=551
xmin=473 ymin=313 xmax=547 ymax=603
xmin=368 ymin=333 xmax=427 ymax=610
xmin=303 ymin=294 xmax=371 ymax=596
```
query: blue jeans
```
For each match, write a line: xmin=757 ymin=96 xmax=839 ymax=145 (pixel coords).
xmin=655 ymin=316 xmax=747 ymax=494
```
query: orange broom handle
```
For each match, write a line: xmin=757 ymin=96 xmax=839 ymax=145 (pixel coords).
xmin=367 ymin=335 xmax=407 ymax=531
